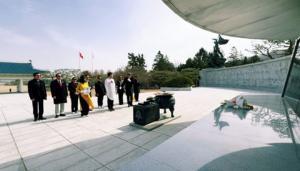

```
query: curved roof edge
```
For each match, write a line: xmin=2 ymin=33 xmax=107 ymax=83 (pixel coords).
xmin=162 ymin=0 xmax=300 ymax=40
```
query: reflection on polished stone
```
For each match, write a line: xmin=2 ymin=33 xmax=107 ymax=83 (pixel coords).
xmin=122 ymin=94 xmax=300 ymax=171
xmin=214 ymin=106 xmax=250 ymax=130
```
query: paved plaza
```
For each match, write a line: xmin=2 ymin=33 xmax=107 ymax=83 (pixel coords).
xmin=0 ymin=87 xmax=254 ymax=171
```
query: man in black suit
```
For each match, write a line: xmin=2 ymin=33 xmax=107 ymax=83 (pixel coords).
xmin=50 ymin=73 xmax=68 ymax=118
xmin=68 ymin=77 xmax=78 ymax=113
xmin=116 ymin=76 xmax=124 ymax=105
xmin=28 ymin=72 xmax=47 ymax=121
xmin=95 ymin=75 xmax=106 ymax=108
xmin=122 ymin=73 xmax=133 ymax=107
xmin=132 ymin=76 xmax=141 ymax=102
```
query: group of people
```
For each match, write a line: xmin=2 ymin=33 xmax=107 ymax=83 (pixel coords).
xmin=28 ymin=72 xmax=140 ymax=121
xmin=116 ymin=74 xmax=141 ymax=106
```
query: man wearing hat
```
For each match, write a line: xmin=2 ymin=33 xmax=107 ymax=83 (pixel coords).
xmin=68 ymin=77 xmax=79 ymax=113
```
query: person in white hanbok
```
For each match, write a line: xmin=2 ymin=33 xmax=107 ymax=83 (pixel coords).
xmin=105 ymin=72 xmax=116 ymax=111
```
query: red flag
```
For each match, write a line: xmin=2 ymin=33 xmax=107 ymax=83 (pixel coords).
xmin=79 ymin=52 xmax=84 ymax=59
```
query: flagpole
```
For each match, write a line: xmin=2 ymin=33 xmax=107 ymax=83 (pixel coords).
xmin=78 ymin=53 xmax=81 ymax=72
xmin=91 ymin=52 xmax=94 ymax=73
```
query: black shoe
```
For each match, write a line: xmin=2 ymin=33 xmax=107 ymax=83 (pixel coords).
xmin=34 ymin=118 xmax=38 ymax=122
xmin=55 ymin=115 xmax=59 ymax=118
xmin=59 ymin=114 xmax=66 ymax=117
xmin=39 ymin=117 xmax=47 ymax=120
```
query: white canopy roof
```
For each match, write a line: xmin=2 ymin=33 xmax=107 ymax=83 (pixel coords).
xmin=162 ymin=0 xmax=300 ymax=40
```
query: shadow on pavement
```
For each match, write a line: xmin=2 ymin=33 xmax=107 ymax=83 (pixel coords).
xmin=0 ymin=121 xmax=194 ymax=171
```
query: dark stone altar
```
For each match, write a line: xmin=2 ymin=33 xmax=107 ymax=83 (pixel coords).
xmin=133 ymin=102 xmax=160 ymax=126
xmin=133 ymin=92 xmax=176 ymax=126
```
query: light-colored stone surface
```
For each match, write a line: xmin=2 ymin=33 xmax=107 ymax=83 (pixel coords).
xmin=106 ymin=148 xmax=147 ymax=171
xmin=200 ymin=56 xmax=291 ymax=92
xmin=122 ymin=94 xmax=300 ymax=171
xmin=0 ymin=87 xmax=258 ymax=170
xmin=160 ymin=87 xmax=191 ymax=91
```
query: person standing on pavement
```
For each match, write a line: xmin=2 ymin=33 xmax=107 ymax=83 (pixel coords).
xmin=68 ymin=77 xmax=78 ymax=113
xmin=95 ymin=75 xmax=106 ymax=108
xmin=122 ymin=73 xmax=133 ymax=107
xmin=76 ymin=74 xmax=94 ymax=116
xmin=132 ymin=76 xmax=141 ymax=102
xmin=116 ymin=75 xmax=124 ymax=105
xmin=50 ymin=73 xmax=68 ymax=118
xmin=28 ymin=72 xmax=47 ymax=121
xmin=105 ymin=72 xmax=116 ymax=111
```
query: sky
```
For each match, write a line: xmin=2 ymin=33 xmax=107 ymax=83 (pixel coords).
xmin=0 ymin=0 xmax=262 ymax=72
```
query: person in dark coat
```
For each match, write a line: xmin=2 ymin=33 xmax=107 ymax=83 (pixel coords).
xmin=68 ymin=77 xmax=78 ymax=113
xmin=116 ymin=76 xmax=124 ymax=105
xmin=122 ymin=73 xmax=133 ymax=107
xmin=50 ymin=73 xmax=68 ymax=118
xmin=95 ymin=75 xmax=106 ymax=108
xmin=28 ymin=72 xmax=47 ymax=121
xmin=132 ymin=76 xmax=141 ymax=102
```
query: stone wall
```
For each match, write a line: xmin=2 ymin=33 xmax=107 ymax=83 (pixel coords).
xmin=160 ymin=87 xmax=192 ymax=91
xmin=286 ymin=62 xmax=300 ymax=99
xmin=200 ymin=56 xmax=291 ymax=93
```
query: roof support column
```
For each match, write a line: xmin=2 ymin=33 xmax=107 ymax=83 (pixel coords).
xmin=281 ymin=37 xmax=300 ymax=97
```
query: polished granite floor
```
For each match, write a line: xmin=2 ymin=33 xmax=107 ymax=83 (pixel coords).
xmin=121 ymin=94 xmax=300 ymax=171
xmin=0 ymin=87 xmax=252 ymax=171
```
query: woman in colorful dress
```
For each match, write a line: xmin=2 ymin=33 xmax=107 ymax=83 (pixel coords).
xmin=76 ymin=74 xmax=94 ymax=116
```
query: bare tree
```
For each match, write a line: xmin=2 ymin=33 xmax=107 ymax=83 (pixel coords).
xmin=248 ymin=40 xmax=293 ymax=59
xmin=228 ymin=46 xmax=238 ymax=61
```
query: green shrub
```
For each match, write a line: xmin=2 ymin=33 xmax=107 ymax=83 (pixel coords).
xmin=149 ymin=71 xmax=175 ymax=88
xmin=180 ymin=68 xmax=200 ymax=86
xmin=162 ymin=74 xmax=193 ymax=87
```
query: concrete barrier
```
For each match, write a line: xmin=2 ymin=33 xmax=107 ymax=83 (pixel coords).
xmin=160 ymin=87 xmax=192 ymax=91
xmin=200 ymin=56 xmax=291 ymax=93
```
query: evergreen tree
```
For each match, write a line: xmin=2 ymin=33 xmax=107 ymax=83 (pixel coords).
xmin=194 ymin=48 xmax=208 ymax=68
xmin=207 ymin=51 xmax=226 ymax=68
xmin=185 ymin=58 xmax=194 ymax=68
xmin=152 ymin=51 xmax=175 ymax=71
xmin=177 ymin=48 xmax=208 ymax=71
xmin=127 ymin=53 xmax=146 ymax=71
